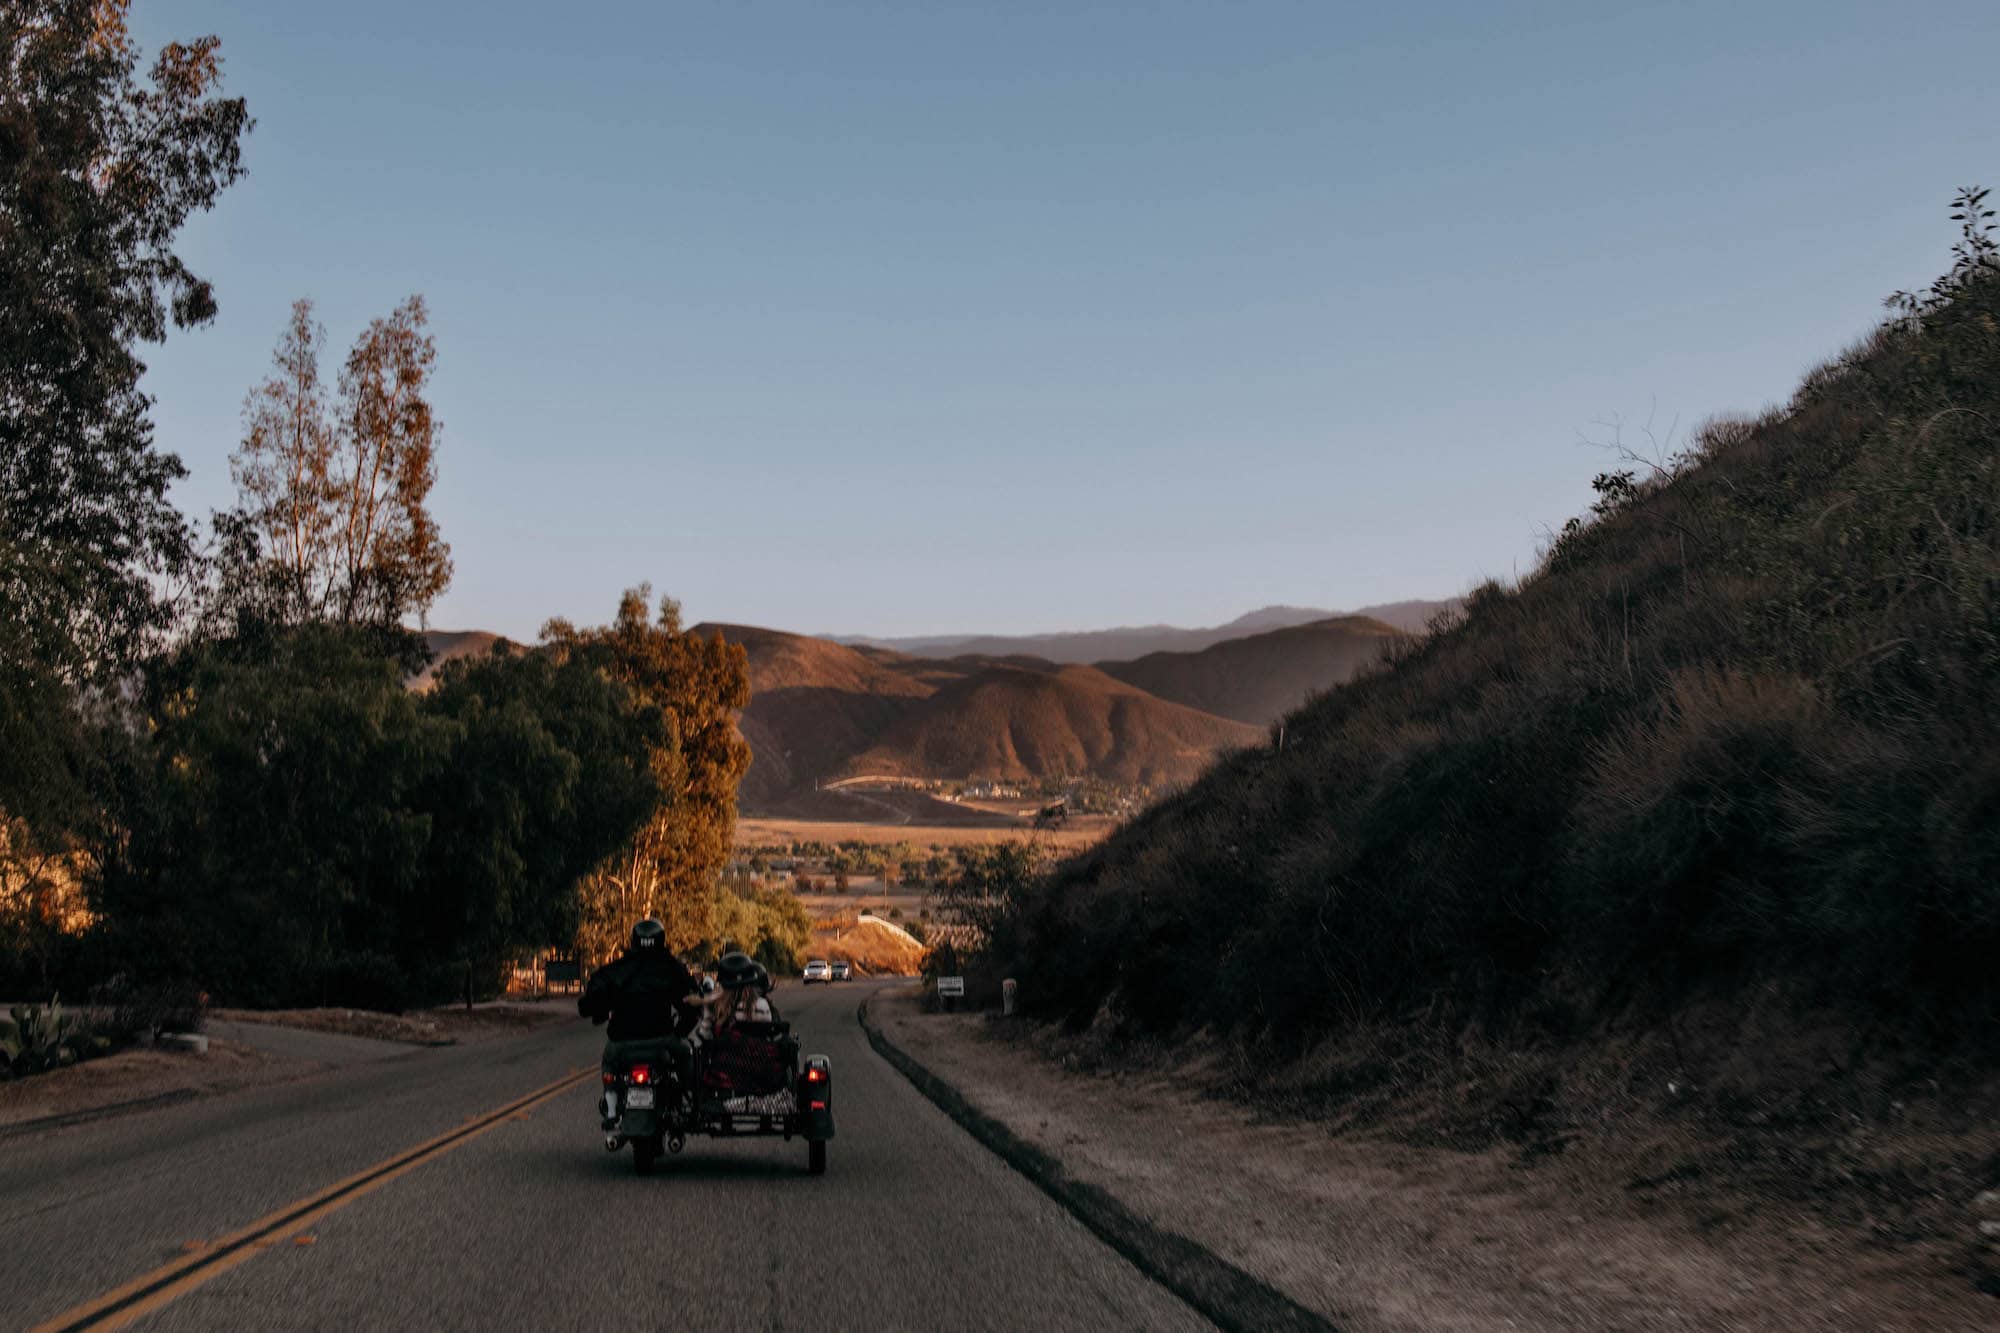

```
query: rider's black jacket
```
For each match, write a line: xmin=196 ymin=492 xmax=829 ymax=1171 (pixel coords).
xmin=577 ymin=950 xmax=698 ymax=1041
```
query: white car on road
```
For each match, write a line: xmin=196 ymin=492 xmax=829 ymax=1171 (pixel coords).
xmin=802 ymin=959 xmax=832 ymax=985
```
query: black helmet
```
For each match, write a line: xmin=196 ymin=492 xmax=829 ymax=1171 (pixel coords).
xmin=714 ymin=950 xmax=770 ymax=992
xmin=630 ymin=919 xmax=667 ymax=951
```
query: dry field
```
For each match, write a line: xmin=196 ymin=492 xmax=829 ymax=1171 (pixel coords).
xmin=794 ymin=879 xmax=927 ymax=920
xmin=736 ymin=814 xmax=1114 ymax=852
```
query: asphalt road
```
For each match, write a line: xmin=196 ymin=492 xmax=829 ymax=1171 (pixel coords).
xmin=3 ymin=981 xmax=1211 ymax=1332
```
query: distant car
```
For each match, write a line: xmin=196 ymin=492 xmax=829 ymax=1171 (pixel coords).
xmin=830 ymin=961 xmax=851 ymax=982
xmin=802 ymin=959 xmax=831 ymax=985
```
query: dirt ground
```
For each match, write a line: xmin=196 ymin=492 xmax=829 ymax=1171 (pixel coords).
xmin=0 ymin=1038 xmax=288 ymax=1131
xmin=210 ymin=1000 xmax=566 ymax=1046
xmin=871 ymin=987 xmax=1999 ymax=1332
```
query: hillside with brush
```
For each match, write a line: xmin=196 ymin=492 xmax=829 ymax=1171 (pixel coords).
xmin=1010 ymin=217 xmax=2000 ymax=1043
xmin=990 ymin=204 xmax=2000 ymax=1292
xmin=1097 ymin=615 xmax=1405 ymax=725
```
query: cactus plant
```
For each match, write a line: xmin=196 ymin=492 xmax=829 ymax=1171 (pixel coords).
xmin=5 ymin=999 xmax=76 ymax=1076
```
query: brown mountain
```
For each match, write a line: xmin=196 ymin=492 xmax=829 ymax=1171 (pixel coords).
xmin=691 ymin=623 xmax=1260 ymax=808
xmin=846 ymin=661 xmax=1261 ymax=788
xmin=414 ymin=629 xmax=507 ymax=689
xmin=693 ymin=623 xmax=936 ymax=808
xmin=1096 ymin=615 xmax=1404 ymax=726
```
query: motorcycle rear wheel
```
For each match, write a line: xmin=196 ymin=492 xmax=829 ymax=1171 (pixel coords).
xmin=633 ymin=1137 xmax=660 ymax=1176
xmin=808 ymin=1139 xmax=827 ymax=1175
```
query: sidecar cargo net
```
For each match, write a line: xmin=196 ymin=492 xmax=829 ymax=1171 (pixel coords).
xmin=699 ymin=1025 xmax=798 ymax=1097
xmin=719 ymin=1089 xmax=798 ymax=1116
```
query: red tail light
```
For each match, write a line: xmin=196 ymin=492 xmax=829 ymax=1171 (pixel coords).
xmin=601 ymin=1072 xmax=617 ymax=1086
xmin=809 ymin=1100 xmax=826 ymax=1112
xmin=805 ymin=1067 xmax=826 ymax=1083
xmin=629 ymin=1064 xmax=652 ymax=1086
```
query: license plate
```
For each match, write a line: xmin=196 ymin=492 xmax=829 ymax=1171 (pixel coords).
xmin=625 ymin=1089 xmax=655 ymax=1109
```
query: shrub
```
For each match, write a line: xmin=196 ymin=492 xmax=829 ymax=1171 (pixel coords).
xmin=92 ymin=975 xmax=208 ymax=1040
xmin=317 ymin=952 xmax=421 ymax=1013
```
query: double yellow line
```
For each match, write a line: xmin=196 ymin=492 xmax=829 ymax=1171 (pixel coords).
xmin=33 ymin=1067 xmax=593 ymax=1332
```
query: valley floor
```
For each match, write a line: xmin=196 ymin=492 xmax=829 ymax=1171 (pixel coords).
xmin=736 ymin=811 xmax=1115 ymax=851
xmin=869 ymin=987 xmax=1998 ymax=1332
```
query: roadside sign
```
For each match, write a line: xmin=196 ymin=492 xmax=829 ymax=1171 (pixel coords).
xmin=937 ymin=975 xmax=966 ymax=998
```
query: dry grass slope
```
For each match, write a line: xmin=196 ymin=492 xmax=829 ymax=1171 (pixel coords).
xmin=1097 ymin=615 xmax=1405 ymax=726
xmin=848 ymin=662 xmax=1261 ymax=788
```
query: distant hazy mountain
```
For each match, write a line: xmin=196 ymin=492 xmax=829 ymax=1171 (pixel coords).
xmin=839 ymin=599 xmax=1456 ymax=663
xmin=1096 ymin=616 xmax=1404 ymax=727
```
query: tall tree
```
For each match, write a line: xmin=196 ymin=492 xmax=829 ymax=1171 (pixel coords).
xmin=546 ymin=588 xmax=752 ymax=960
xmin=1 ymin=0 xmax=249 ymax=683
xmin=222 ymin=294 xmax=452 ymax=630
xmin=336 ymin=295 xmax=451 ymax=626
xmin=232 ymin=299 xmax=338 ymax=618
xmin=1 ymin=0 xmax=248 ymax=881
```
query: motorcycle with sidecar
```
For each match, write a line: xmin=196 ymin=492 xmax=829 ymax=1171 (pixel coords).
xmin=598 ymin=996 xmax=834 ymax=1176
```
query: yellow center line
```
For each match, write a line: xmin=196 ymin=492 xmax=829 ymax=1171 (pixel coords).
xmin=32 ymin=1066 xmax=594 ymax=1333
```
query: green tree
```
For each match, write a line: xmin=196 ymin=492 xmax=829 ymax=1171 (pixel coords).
xmin=97 ymin=627 xmax=444 ymax=1004
xmin=418 ymin=645 xmax=664 ymax=1003
xmin=939 ymin=842 xmax=1045 ymax=939
xmin=1 ymin=2 xmax=250 ymax=680
xmin=547 ymin=587 xmax=752 ymax=960
xmin=700 ymin=881 xmax=812 ymax=974
xmin=1 ymin=0 xmax=249 ymax=880
xmin=97 ymin=626 xmax=666 ymax=1008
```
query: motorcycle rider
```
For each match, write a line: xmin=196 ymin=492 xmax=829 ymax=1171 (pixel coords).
xmin=578 ymin=919 xmax=698 ymax=1118
xmin=682 ymin=950 xmax=774 ymax=1038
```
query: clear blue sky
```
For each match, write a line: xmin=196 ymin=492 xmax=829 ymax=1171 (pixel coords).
xmin=130 ymin=0 xmax=1998 ymax=640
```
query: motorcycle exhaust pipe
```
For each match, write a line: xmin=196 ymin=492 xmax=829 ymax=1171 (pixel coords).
xmin=604 ymin=1134 xmax=621 ymax=1152
xmin=667 ymin=1136 xmax=685 ymax=1154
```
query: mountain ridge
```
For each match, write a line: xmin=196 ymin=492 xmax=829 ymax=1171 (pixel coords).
xmin=833 ymin=598 xmax=1455 ymax=663
xmin=421 ymin=600 xmax=1433 ymax=811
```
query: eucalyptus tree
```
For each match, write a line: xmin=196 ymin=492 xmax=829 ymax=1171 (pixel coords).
xmin=0 ymin=0 xmax=248 ymax=913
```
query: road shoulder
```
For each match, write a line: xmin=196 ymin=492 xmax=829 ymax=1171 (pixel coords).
xmin=209 ymin=998 xmax=566 ymax=1047
xmin=864 ymin=985 xmax=1994 ymax=1333
xmin=0 ymin=1038 xmax=300 ymax=1138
